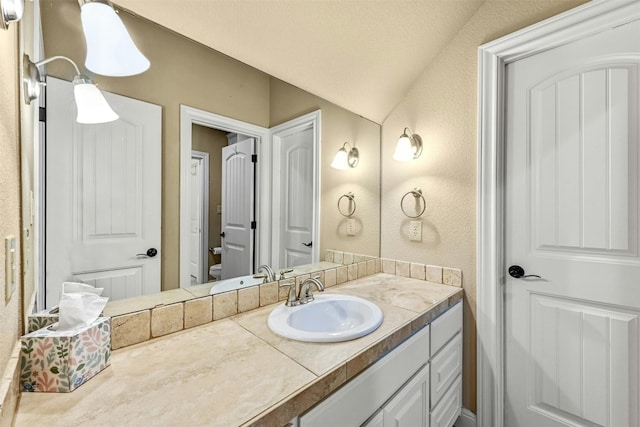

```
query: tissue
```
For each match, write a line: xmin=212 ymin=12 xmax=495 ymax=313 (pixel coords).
xmin=57 ymin=292 xmax=109 ymax=331
xmin=53 ymin=282 xmax=109 ymax=332
xmin=61 ymin=281 xmax=104 ymax=296
xmin=27 ymin=283 xmax=105 ymax=332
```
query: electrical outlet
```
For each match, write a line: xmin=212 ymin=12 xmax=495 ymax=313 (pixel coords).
xmin=346 ymin=218 xmax=356 ymax=236
xmin=5 ymin=235 xmax=17 ymax=301
xmin=409 ymin=221 xmax=422 ymax=242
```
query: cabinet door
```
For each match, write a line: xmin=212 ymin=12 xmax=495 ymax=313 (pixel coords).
xmin=362 ymin=411 xmax=384 ymax=427
xmin=383 ymin=364 xmax=430 ymax=427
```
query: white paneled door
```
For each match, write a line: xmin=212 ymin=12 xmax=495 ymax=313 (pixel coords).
xmin=46 ymin=77 xmax=162 ymax=307
xmin=271 ymin=120 xmax=316 ymax=269
xmin=505 ymin=21 xmax=640 ymax=426
xmin=220 ymin=138 xmax=254 ymax=279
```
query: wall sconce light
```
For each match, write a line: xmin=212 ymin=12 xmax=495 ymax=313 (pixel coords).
xmin=79 ymin=0 xmax=150 ymax=76
xmin=331 ymin=142 xmax=359 ymax=170
xmin=0 ymin=0 xmax=23 ymax=29
xmin=393 ymin=127 xmax=423 ymax=161
xmin=23 ymin=54 xmax=119 ymax=124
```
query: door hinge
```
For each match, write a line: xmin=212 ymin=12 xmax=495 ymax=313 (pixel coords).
xmin=251 ymin=154 xmax=258 ymax=163
xmin=39 ymin=107 xmax=46 ymax=122
xmin=251 ymin=221 xmax=257 ymax=230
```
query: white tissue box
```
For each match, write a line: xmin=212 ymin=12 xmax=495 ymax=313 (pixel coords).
xmin=20 ymin=317 xmax=111 ymax=393
xmin=27 ymin=306 xmax=60 ymax=333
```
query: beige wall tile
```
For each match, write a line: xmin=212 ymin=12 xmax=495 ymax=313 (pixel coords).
xmin=357 ymin=261 xmax=367 ymax=278
xmin=382 ymin=258 xmax=396 ymax=274
xmin=410 ymin=263 xmax=426 ymax=280
xmin=325 ymin=250 xmax=334 ymax=262
xmin=375 ymin=258 xmax=382 ymax=273
xmin=111 ymin=310 xmax=151 ymax=350
xmin=426 ymin=265 xmax=443 ymax=284
xmin=324 ymin=269 xmax=337 ymax=287
xmin=151 ymin=303 xmax=184 ymax=338
xmin=238 ymin=286 xmax=260 ymax=313
xmin=347 ymin=264 xmax=358 ymax=281
xmin=354 ymin=254 xmax=366 ymax=263
xmin=184 ymin=297 xmax=213 ymax=329
xmin=336 ymin=266 xmax=348 ymax=284
xmin=333 ymin=251 xmax=344 ymax=264
xmin=260 ymin=281 xmax=278 ymax=306
xmin=213 ymin=291 xmax=238 ymax=320
xmin=396 ymin=260 xmax=410 ymax=277
xmin=367 ymin=259 xmax=376 ymax=276
xmin=443 ymin=268 xmax=462 ymax=287
xmin=343 ymin=252 xmax=354 ymax=265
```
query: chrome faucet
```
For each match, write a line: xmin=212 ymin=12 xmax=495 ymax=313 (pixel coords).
xmin=278 ymin=277 xmax=325 ymax=307
xmin=279 ymin=281 xmax=299 ymax=307
xmin=258 ymin=265 xmax=276 ymax=282
xmin=298 ymin=277 xmax=325 ymax=305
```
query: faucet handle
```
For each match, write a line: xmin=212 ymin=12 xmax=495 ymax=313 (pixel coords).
xmin=279 ymin=281 xmax=298 ymax=306
xmin=253 ymin=274 xmax=268 ymax=284
xmin=279 ymin=268 xmax=294 ymax=280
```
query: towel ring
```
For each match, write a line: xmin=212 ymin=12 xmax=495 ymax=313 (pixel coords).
xmin=338 ymin=192 xmax=356 ymax=217
xmin=400 ymin=188 xmax=426 ymax=218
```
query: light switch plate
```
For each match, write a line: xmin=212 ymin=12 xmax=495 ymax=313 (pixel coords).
xmin=346 ymin=218 xmax=356 ymax=236
xmin=5 ymin=235 xmax=17 ymax=301
xmin=409 ymin=221 xmax=422 ymax=242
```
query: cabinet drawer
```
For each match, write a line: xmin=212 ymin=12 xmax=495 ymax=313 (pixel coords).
xmin=430 ymin=374 xmax=462 ymax=427
xmin=430 ymin=332 xmax=462 ymax=407
xmin=300 ymin=325 xmax=430 ymax=427
xmin=430 ymin=301 xmax=462 ymax=356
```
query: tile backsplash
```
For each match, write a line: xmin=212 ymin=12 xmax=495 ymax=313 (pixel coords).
xmin=109 ymin=250 xmax=463 ymax=350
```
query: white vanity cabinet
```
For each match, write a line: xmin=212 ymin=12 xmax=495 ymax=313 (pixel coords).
xmin=299 ymin=301 xmax=463 ymax=427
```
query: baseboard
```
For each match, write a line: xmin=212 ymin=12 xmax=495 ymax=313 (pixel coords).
xmin=454 ymin=407 xmax=477 ymax=427
xmin=0 ymin=343 xmax=21 ymax=427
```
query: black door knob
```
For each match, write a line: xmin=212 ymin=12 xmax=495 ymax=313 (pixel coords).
xmin=136 ymin=248 xmax=158 ymax=258
xmin=508 ymin=265 xmax=541 ymax=279
xmin=302 ymin=241 xmax=312 ymax=247
xmin=220 ymin=232 xmax=225 ymax=238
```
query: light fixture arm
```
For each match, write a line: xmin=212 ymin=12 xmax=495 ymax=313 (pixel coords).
xmin=34 ymin=55 xmax=82 ymax=77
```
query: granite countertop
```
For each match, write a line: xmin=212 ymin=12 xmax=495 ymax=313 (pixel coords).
xmin=15 ymin=273 xmax=463 ymax=427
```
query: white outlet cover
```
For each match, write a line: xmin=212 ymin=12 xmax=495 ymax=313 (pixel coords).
xmin=409 ymin=220 xmax=422 ymax=242
xmin=346 ymin=218 xmax=356 ymax=236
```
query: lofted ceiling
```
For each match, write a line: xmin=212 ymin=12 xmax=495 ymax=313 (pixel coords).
xmin=114 ymin=0 xmax=486 ymax=124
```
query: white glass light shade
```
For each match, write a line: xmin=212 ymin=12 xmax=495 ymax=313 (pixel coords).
xmin=73 ymin=78 xmax=119 ymax=124
xmin=81 ymin=2 xmax=150 ymax=76
xmin=393 ymin=134 xmax=415 ymax=161
xmin=1 ymin=0 xmax=24 ymax=28
xmin=331 ymin=148 xmax=349 ymax=170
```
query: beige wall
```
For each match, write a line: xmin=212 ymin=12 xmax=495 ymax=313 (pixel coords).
xmin=40 ymin=0 xmax=271 ymax=290
xmin=0 ymin=21 xmax=23 ymax=426
xmin=270 ymin=78 xmax=381 ymax=258
xmin=381 ymin=0 xmax=588 ymax=412
xmin=192 ymin=125 xmax=226 ymax=269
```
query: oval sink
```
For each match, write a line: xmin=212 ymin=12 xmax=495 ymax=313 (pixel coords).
xmin=267 ymin=294 xmax=383 ymax=342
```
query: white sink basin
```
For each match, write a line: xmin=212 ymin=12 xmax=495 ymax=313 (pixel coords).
xmin=267 ymin=294 xmax=383 ymax=343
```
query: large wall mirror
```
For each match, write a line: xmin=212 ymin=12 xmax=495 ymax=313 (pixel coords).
xmin=22 ymin=0 xmax=380 ymax=315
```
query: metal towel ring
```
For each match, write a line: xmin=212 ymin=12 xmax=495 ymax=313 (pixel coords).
xmin=338 ymin=192 xmax=356 ymax=217
xmin=400 ymin=188 xmax=426 ymax=218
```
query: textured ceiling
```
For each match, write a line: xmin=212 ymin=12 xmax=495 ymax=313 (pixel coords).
xmin=114 ymin=0 xmax=485 ymax=123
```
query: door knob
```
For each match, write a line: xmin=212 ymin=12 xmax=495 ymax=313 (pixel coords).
xmin=136 ymin=248 xmax=158 ymax=258
xmin=508 ymin=265 xmax=541 ymax=279
xmin=220 ymin=232 xmax=225 ymax=238
xmin=302 ymin=241 xmax=312 ymax=247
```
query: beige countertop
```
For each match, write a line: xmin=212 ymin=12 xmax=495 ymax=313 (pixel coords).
xmin=15 ymin=273 xmax=463 ymax=427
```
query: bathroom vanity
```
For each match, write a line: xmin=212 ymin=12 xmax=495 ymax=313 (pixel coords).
xmin=15 ymin=273 xmax=463 ymax=427
xmin=299 ymin=301 xmax=462 ymax=427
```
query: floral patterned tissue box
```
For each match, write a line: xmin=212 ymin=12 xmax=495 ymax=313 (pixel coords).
xmin=20 ymin=317 xmax=111 ymax=393
xmin=27 ymin=306 xmax=60 ymax=333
